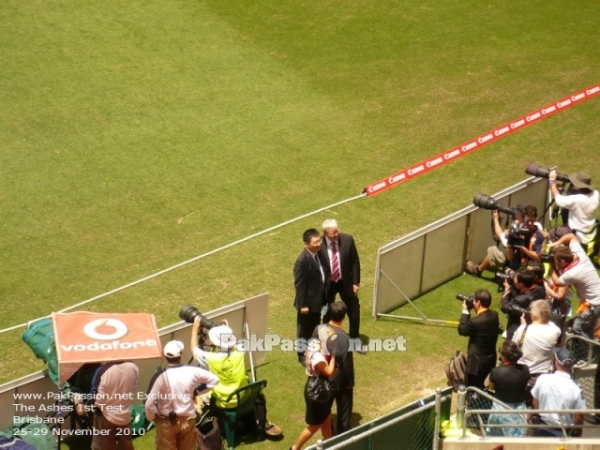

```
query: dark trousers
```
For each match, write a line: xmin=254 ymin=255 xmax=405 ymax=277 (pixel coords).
xmin=332 ymin=387 xmax=353 ymax=435
xmin=465 ymin=372 xmax=487 ymax=390
xmin=297 ymin=311 xmax=321 ymax=363
xmin=325 ymin=281 xmax=361 ymax=338
xmin=595 ymin=358 xmax=600 ymax=410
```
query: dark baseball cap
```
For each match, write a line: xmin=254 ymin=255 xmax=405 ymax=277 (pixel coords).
xmin=553 ymin=347 xmax=575 ymax=367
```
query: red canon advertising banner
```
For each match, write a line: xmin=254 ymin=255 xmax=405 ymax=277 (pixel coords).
xmin=53 ymin=312 xmax=162 ymax=384
xmin=363 ymin=83 xmax=600 ymax=196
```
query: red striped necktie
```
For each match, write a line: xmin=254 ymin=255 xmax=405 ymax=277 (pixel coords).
xmin=331 ymin=242 xmax=340 ymax=282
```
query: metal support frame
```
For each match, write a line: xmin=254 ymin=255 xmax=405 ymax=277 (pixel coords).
xmin=376 ymin=270 xmax=459 ymax=327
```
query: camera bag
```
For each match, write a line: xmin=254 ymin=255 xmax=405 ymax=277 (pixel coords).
xmin=445 ymin=351 xmax=467 ymax=391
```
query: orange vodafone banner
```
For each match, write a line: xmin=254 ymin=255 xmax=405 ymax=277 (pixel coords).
xmin=52 ymin=312 xmax=162 ymax=384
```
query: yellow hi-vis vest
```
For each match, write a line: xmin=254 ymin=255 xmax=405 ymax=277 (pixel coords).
xmin=207 ymin=350 xmax=248 ymax=409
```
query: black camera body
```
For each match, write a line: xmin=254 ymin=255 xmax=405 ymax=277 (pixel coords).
xmin=179 ymin=305 xmax=219 ymax=330
xmin=540 ymin=251 xmax=554 ymax=264
xmin=512 ymin=305 xmax=530 ymax=316
xmin=456 ymin=293 xmax=474 ymax=310
xmin=507 ymin=221 xmax=530 ymax=248
xmin=495 ymin=271 xmax=515 ymax=286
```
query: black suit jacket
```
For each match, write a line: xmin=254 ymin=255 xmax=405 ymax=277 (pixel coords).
xmin=500 ymin=284 xmax=546 ymax=339
xmin=458 ymin=309 xmax=499 ymax=377
xmin=293 ymin=249 xmax=328 ymax=313
xmin=319 ymin=233 xmax=360 ymax=296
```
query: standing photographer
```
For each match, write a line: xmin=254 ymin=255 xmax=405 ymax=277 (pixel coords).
xmin=500 ymin=269 xmax=546 ymax=341
xmin=548 ymin=170 xmax=599 ymax=245
xmin=457 ymin=289 xmax=500 ymax=389
xmin=145 ymin=341 xmax=219 ymax=450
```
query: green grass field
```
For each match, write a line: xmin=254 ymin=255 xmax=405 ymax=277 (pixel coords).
xmin=1 ymin=0 xmax=600 ymax=448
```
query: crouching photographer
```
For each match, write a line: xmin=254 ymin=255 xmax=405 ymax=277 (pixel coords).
xmin=457 ymin=290 xmax=500 ymax=389
xmin=504 ymin=204 xmax=545 ymax=271
xmin=500 ymin=269 xmax=546 ymax=340
xmin=467 ymin=195 xmax=545 ymax=276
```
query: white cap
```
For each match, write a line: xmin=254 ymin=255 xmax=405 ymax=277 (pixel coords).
xmin=163 ymin=340 xmax=184 ymax=358
xmin=208 ymin=325 xmax=237 ymax=349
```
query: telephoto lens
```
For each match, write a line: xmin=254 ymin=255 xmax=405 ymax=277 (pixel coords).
xmin=473 ymin=193 xmax=519 ymax=217
xmin=525 ymin=163 xmax=570 ymax=183
xmin=179 ymin=305 xmax=219 ymax=329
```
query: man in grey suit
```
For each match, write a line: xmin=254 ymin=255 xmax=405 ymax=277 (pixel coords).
xmin=319 ymin=219 xmax=361 ymax=338
xmin=294 ymin=228 xmax=329 ymax=363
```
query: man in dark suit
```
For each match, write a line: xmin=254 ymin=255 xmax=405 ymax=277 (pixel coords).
xmin=294 ymin=228 xmax=329 ymax=363
xmin=457 ymin=289 xmax=500 ymax=389
xmin=319 ymin=219 xmax=361 ymax=339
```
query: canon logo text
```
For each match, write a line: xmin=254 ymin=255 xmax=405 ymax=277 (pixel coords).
xmin=444 ymin=149 xmax=460 ymax=160
xmin=388 ymin=173 xmax=406 ymax=184
xmin=407 ymin=165 xmax=424 ymax=176
xmin=461 ymin=142 xmax=477 ymax=152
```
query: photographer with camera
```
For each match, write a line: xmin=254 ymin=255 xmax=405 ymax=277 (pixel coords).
xmin=511 ymin=300 xmax=561 ymax=406
xmin=504 ymin=205 xmax=545 ymax=271
xmin=190 ymin=316 xmax=248 ymax=409
xmin=457 ymin=289 xmax=500 ymax=389
xmin=184 ymin=305 xmax=283 ymax=439
xmin=548 ymin=169 xmax=599 ymax=245
xmin=500 ymin=269 xmax=546 ymax=341
xmin=467 ymin=199 xmax=545 ymax=276
xmin=549 ymin=233 xmax=600 ymax=345
xmin=145 ymin=340 xmax=219 ymax=450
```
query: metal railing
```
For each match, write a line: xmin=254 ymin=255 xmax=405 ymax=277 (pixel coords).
xmin=306 ymin=387 xmax=452 ymax=450
xmin=458 ymin=386 xmax=600 ymax=439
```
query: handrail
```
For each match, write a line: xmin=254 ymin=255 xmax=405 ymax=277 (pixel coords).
xmin=313 ymin=390 xmax=452 ymax=450
xmin=564 ymin=332 xmax=600 ymax=365
xmin=459 ymin=386 xmax=600 ymax=439
xmin=462 ymin=408 xmax=600 ymax=439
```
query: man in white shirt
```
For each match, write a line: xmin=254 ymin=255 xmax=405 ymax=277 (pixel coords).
xmin=530 ymin=348 xmax=586 ymax=437
xmin=512 ymin=300 xmax=561 ymax=376
xmin=145 ymin=340 xmax=219 ymax=450
xmin=548 ymin=170 xmax=599 ymax=245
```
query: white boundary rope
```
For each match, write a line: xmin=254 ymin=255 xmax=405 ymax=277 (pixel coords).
xmin=0 ymin=193 xmax=367 ymax=335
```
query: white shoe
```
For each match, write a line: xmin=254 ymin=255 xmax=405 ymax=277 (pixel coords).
xmin=573 ymin=360 xmax=587 ymax=369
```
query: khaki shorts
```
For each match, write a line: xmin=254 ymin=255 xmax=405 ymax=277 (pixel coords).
xmin=486 ymin=245 xmax=506 ymax=269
